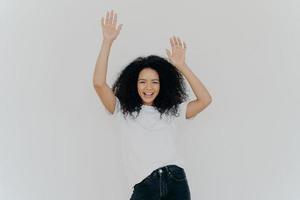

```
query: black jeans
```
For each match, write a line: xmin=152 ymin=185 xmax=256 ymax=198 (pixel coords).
xmin=130 ymin=165 xmax=191 ymax=200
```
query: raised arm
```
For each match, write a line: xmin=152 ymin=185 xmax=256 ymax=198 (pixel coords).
xmin=166 ymin=36 xmax=212 ymax=119
xmin=93 ymin=10 xmax=123 ymax=114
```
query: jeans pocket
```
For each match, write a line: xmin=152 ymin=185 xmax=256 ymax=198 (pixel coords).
xmin=167 ymin=166 xmax=187 ymax=182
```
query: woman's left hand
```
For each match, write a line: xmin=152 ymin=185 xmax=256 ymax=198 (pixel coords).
xmin=166 ymin=36 xmax=187 ymax=70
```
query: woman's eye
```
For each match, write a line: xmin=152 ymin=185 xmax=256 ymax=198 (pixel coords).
xmin=139 ymin=81 xmax=159 ymax=84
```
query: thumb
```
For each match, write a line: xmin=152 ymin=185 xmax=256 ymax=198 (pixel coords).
xmin=101 ymin=17 xmax=105 ymax=27
xmin=117 ymin=24 xmax=123 ymax=33
xmin=165 ymin=49 xmax=171 ymax=58
xmin=165 ymin=49 xmax=173 ymax=63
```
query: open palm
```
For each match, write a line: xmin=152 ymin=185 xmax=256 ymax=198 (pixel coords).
xmin=101 ymin=10 xmax=123 ymax=41
xmin=166 ymin=36 xmax=187 ymax=68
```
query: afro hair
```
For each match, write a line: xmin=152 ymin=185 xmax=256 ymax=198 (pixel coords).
xmin=112 ymin=55 xmax=189 ymax=119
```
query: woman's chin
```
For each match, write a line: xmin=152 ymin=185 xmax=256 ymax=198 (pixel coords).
xmin=143 ymin=100 xmax=153 ymax=104
xmin=142 ymin=97 xmax=155 ymax=104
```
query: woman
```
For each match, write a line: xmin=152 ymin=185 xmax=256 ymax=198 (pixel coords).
xmin=93 ymin=10 xmax=212 ymax=200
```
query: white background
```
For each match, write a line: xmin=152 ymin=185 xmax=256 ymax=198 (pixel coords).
xmin=0 ymin=0 xmax=299 ymax=199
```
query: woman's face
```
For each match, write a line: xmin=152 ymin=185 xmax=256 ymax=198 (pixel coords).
xmin=137 ymin=68 xmax=160 ymax=106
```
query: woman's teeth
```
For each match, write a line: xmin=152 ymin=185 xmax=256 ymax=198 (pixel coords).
xmin=144 ymin=92 xmax=153 ymax=97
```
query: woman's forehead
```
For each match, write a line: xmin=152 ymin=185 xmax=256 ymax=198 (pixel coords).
xmin=138 ymin=68 xmax=159 ymax=79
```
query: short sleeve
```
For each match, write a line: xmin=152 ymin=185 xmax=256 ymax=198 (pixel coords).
xmin=178 ymin=101 xmax=195 ymax=121
xmin=104 ymin=96 xmax=120 ymax=116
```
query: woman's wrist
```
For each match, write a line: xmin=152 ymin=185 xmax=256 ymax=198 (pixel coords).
xmin=102 ymin=38 xmax=114 ymax=46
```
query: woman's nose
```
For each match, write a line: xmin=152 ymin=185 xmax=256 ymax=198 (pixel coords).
xmin=145 ymin=83 xmax=152 ymax=89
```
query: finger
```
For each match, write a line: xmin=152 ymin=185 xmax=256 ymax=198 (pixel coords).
xmin=113 ymin=13 xmax=117 ymax=25
xmin=108 ymin=10 xmax=114 ymax=24
xmin=177 ymin=37 xmax=183 ymax=48
xmin=183 ymin=41 xmax=187 ymax=49
xmin=173 ymin=36 xmax=178 ymax=46
xmin=105 ymin=11 xmax=109 ymax=24
xmin=105 ymin=11 xmax=109 ymax=23
xmin=170 ymin=37 xmax=175 ymax=48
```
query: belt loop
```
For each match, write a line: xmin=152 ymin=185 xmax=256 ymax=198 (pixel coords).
xmin=165 ymin=165 xmax=171 ymax=175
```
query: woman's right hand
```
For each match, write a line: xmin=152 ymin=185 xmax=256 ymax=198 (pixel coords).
xmin=101 ymin=10 xmax=123 ymax=42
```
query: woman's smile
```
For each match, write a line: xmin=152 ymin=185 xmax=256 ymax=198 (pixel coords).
xmin=137 ymin=68 xmax=160 ymax=105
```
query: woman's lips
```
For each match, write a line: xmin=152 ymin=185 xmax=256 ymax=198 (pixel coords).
xmin=143 ymin=92 xmax=154 ymax=98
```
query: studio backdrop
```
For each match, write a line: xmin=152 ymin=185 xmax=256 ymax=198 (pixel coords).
xmin=0 ymin=0 xmax=299 ymax=199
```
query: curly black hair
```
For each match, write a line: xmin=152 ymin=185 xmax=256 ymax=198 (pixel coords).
xmin=112 ymin=55 xmax=189 ymax=119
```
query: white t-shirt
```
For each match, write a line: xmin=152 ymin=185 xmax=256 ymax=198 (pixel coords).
xmin=105 ymin=97 xmax=193 ymax=192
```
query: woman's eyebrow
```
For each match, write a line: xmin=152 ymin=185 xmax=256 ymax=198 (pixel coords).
xmin=138 ymin=78 xmax=160 ymax=81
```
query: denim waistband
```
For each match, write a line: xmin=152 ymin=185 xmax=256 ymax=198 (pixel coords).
xmin=149 ymin=165 xmax=184 ymax=177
